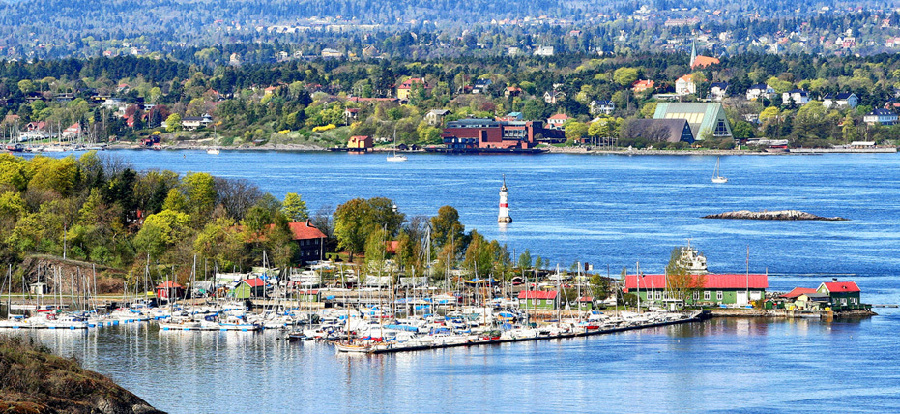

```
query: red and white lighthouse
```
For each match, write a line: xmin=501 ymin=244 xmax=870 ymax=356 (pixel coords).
xmin=498 ymin=175 xmax=511 ymax=223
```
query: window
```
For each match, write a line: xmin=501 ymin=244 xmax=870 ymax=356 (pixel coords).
xmin=716 ymin=291 xmax=723 ymax=301
xmin=704 ymin=291 xmax=711 ymax=301
xmin=532 ymin=299 xmax=537 ymax=306
xmin=851 ymin=298 xmax=857 ymax=305
xmin=655 ymin=291 xmax=662 ymax=300
xmin=693 ymin=291 xmax=700 ymax=301
xmin=841 ymin=298 xmax=847 ymax=305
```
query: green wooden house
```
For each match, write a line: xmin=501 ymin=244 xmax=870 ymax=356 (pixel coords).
xmin=625 ymin=274 xmax=768 ymax=307
xmin=817 ymin=281 xmax=862 ymax=309
xmin=577 ymin=296 xmax=594 ymax=311
xmin=297 ymin=289 xmax=321 ymax=303
xmin=518 ymin=290 xmax=558 ymax=310
xmin=229 ymin=278 xmax=268 ymax=299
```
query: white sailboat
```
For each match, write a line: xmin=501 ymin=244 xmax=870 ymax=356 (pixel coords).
xmin=207 ymin=125 xmax=220 ymax=155
xmin=386 ymin=152 xmax=407 ymax=162
xmin=711 ymin=157 xmax=727 ymax=183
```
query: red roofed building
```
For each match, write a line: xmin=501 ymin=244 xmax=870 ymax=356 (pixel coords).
xmin=632 ymin=79 xmax=655 ymax=93
xmin=396 ymin=77 xmax=429 ymax=101
xmin=691 ymin=55 xmax=720 ymax=69
xmin=518 ymin=290 xmax=558 ymax=309
xmin=288 ymin=221 xmax=327 ymax=265
xmin=624 ymin=273 xmax=768 ymax=306
xmin=546 ymin=113 xmax=570 ymax=130
xmin=817 ymin=280 xmax=862 ymax=308
xmin=780 ymin=287 xmax=817 ymax=299
xmin=156 ymin=281 xmax=185 ymax=299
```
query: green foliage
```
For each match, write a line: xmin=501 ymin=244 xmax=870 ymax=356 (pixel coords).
xmin=133 ymin=209 xmax=191 ymax=259
xmin=165 ymin=113 xmax=182 ymax=132
xmin=333 ymin=197 xmax=404 ymax=260
xmin=280 ymin=192 xmax=308 ymax=222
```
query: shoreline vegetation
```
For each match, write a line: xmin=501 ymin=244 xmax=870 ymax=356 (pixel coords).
xmin=98 ymin=141 xmax=892 ymax=156
xmin=0 ymin=336 xmax=164 ymax=414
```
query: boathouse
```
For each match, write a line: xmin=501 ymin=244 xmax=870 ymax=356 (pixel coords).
xmin=156 ymin=281 xmax=185 ymax=300
xmin=230 ymin=278 xmax=268 ymax=299
xmin=817 ymin=280 xmax=862 ymax=309
xmin=576 ymin=296 xmax=594 ymax=311
xmin=624 ymin=274 xmax=768 ymax=307
xmin=518 ymin=290 xmax=558 ymax=310
xmin=297 ymin=289 xmax=321 ymax=303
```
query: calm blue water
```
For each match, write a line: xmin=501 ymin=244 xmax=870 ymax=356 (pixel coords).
xmin=14 ymin=150 xmax=900 ymax=413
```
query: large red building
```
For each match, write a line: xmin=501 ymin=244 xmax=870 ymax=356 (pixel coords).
xmin=441 ymin=118 xmax=543 ymax=150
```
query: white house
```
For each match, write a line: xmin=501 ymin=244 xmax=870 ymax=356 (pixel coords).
xmin=746 ymin=84 xmax=775 ymax=101
xmin=590 ymin=100 xmax=615 ymax=115
xmin=782 ymin=89 xmax=810 ymax=105
xmin=709 ymin=82 xmax=729 ymax=102
xmin=182 ymin=114 xmax=214 ymax=130
xmin=424 ymin=109 xmax=451 ymax=126
xmin=863 ymin=108 xmax=898 ymax=125
xmin=534 ymin=46 xmax=554 ymax=56
xmin=546 ymin=113 xmax=570 ymax=130
xmin=675 ymin=74 xmax=696 ymax=96
xmin=823 ymin=93 xmax=859 ymax=109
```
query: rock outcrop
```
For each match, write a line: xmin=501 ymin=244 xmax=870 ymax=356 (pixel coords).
xmin=702 ymin=210 xmax=848 ymax=221
xmin=0 ymin=337 xmax=164 ymax=414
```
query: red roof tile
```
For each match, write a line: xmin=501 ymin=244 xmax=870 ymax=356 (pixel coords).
xmin=781 ymin=287 xmax=817 ymax=298
xmin=821 ymin=281 xmax=860 ymax=293
xmin=288 ymin=221 xmax=327 ymax=240
xmin=156 ymin=281 xmax=184 ymax=288
xmin=578 ymin=296 xmax=594 ymax=302
xmin=624 ymin=274 xmax=768 ymax=291
xmin=518 ymin=290 xmax=558 ymax=300
xmin=243 ymin=278 xmax=266 ymax=287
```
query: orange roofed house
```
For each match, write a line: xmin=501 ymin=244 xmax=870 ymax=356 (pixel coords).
xmin=289 ymin=221 xmax=328 ymax=265
xmin=632 ymin=79 xmax=655 ymax=93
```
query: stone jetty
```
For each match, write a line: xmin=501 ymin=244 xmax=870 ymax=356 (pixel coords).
xmin=702 ymin=210 xmax=849 ymax=221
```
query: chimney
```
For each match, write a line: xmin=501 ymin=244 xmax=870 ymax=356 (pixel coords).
xmin=832 ymin=277 xmax=838 ymax=282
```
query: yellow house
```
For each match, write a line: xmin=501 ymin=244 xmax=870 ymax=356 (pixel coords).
xmin=396 ymin=77 xmax=428 ymax=101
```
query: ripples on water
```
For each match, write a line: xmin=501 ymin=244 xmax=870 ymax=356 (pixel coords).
xmin=13 ymin=151 xmax=900 ymax=412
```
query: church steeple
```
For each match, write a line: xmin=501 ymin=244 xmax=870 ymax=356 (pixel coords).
xmin=690 ymin=40 xmax=697 ymax=68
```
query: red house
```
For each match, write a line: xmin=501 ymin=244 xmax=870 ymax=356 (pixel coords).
xmin=156 ymin=281 xmax=185 ymax=299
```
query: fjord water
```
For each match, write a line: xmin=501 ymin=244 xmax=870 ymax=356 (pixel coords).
xmin=18 ymin=151 xmax=900 ymax=412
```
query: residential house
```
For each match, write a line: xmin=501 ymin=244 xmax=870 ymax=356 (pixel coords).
xmin=653 ymin=102 xmax=733 ymax=139
xmin=782 ymin=89 xmax=811 ymax=105
xmin=62 ymin=123 xmax=82 ymax=138
xmin=396 ymin=77 xmax=429 ymax=101
xmin=424 ymin=109 xmax=451 ymax=126
xmin=577 ymin=296 xmax=594 ymax=311
xmin=746 ymin=84 xmax=775 ymax=101
xmin=544 ymin=90 xmax=565 ymax=104
xmin=546 ymin=113 xmax=570 ymax=130
xmin=230 ymin=278 xmax=268 ymax=299
xmin=518 ymin=290 xmax=558 ymax=310
xmin=624 ymin=274 xmax=768 ymax=306
xmin=288 ymin=221 xmax=328 ymax=265
xmin=794 ymin=292 xmax=832 ymax=310
xmin=182 ymin=114 xmax=213 ymax=130
xmin=590 ymin=100 xmax=615 ymax=115
xmin=675 ymin=74 xmax=696 ymax=96
xmin=817 ymin=280 xmax=862 ymax=309
xmin=823 ymin=93 xmax=859 ymax=109
xmin=343 ymin=107 xmax=360 ymax=123
xmin=347 ymin=135 xmax=373 ymax=150
xmin=321 ymin=48 xmax=343 ymax=58
xmin=632 ymin=79 xmax=655 ymax=93
xmin=505 ymin=86 xmax=524 ymax=98
xmin=472 ymin=79 xmax=493 ymax=94
xmin=362 ymin=45 xmax=379 ymax=58
xmin=863 ymin=108 xmax=898 ymax=125
xmin=709 ymin=82 xmax=729 ymax=101
xmin=534 ymin=46 xmax=554 ymax=56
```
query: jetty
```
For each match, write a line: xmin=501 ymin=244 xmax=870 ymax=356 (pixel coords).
xmin=702 ymin=210 xmax=849 ymax=221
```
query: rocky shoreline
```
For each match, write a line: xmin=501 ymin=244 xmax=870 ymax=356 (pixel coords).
xmin=702 ymin=210 xmax=849 ymax=221
xmin=0 ymin=336 xmax=164 ymax=414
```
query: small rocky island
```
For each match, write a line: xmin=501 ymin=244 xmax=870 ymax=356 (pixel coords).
xmin=703 ymin=210 xmax=849 ymax=221
xmin=0 ymin=336 xmax=164 ymax=414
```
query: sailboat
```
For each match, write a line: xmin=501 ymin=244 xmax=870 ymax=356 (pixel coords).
xmin=386 ymin=151 xmax=407 ymax=162
xmin=207 ymin=125 xmax=220 ymax=155
xmin=711 ymin=157 xmax=727 ymax=183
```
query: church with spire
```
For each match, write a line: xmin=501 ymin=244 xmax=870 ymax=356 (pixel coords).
xmin=689 ymin=40 xmax=720 ymax=69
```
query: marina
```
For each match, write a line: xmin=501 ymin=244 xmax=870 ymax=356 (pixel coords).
xmin=3 ymin=151 xmax=899 ymax=413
